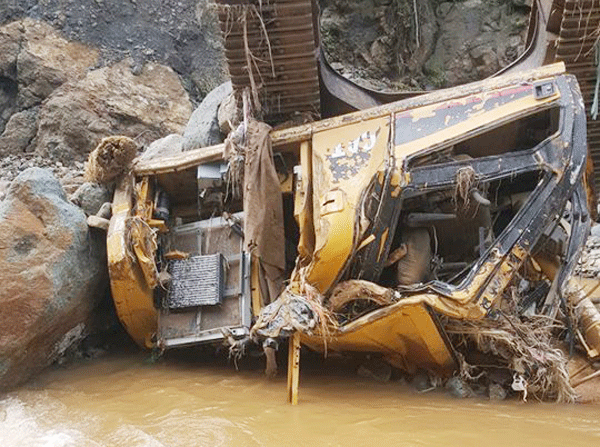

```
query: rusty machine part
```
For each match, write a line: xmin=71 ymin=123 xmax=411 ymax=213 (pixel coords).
xmin=214 ymin=0 xmax=321 ymax=123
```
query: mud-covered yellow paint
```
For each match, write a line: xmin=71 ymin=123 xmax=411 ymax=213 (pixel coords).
xmin=299 ymin=242 xmax=535 ymax=375
xmin=305 ymin=116 xmax=390 ymax=292
xmin=109 ymin=63 xmax=572 ymax=374
xmin=287 ymin=332 xmax=301 ymax=404
xmin=250 ymin=258 xmax=263 ymax=317
xmin=302 ymin=303 xmax=455 ymax=375
xmin=294 ymin=141 xmax=315 ymax=264
xmin=107 ymin=174 xmax=157 ymax=348
xmin=394 ymin=89 xmax=560 ymax=161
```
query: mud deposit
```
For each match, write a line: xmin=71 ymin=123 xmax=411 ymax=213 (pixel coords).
xmin=1 ymin=350 xmax=599 ymax=447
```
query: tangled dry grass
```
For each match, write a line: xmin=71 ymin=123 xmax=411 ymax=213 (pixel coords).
xmin=84 ymin=136 xmax=138 ymax=185
xmin=124 ymin=215 xmax=159 ymax=289
xmin=444 ymin=313 xmax=577 ymax=403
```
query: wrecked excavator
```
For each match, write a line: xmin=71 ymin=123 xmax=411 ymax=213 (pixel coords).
xmin=104 ymin=0 xmax=600 ymax=402
xmin=107 ymin=60 xmax=600 ymax=403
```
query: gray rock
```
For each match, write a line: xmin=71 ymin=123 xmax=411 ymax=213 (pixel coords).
xmin=96 ymin=202 xmax=112 ymax=219
xmin=0 ymin=22 xmax=20 ymax=78
xmin=70 ymin=182 xmax=112 ymax=216
xmin=412 ymin=370 xmax=433 ymax=392
xmin=446 ymin=376 xmax=473 ymax=398
xmin=0 ymin=78 xmax=18 ymax=135
xmin=217 ymin=91 xmax=239 ymax=135
xmin=488 ymin=383 xmax=507 ymax=400
xmin=0 ymin=107 xmax=39 ymax=155
xmin=0 ymin=168 xmax=107 ymax=391
xmin=437 ymin=2 xmax=454 ymax=18
xmin=139 ymin=134 xmax=183 ymax=161
xmin=512 ymin=0 xmax=533 ymax=7
xmin=182 ymin=81 xmax=232 ymax=151
xmin=357 ymin=359 xmax=392 ymax=383
xmin=87 ymin=215 xmax=110 ymax=231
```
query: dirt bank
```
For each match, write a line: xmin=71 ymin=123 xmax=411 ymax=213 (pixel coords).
xmin=320 ymin=0 xmax=531 ymax=91
xmin=0 ymin=0 xmax=228 ymax=103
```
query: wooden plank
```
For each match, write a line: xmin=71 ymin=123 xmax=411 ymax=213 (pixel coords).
xmin=287 ymin=332 xmax=301 ymax=405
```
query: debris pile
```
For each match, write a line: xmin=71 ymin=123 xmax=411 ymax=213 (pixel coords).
xmin=575 ymin=233 xmax=600 ymax=279
xmin=445 ymin=313 xmax=577 ymax=403
xmin=0 ymin=154 xmax=85 ymax=199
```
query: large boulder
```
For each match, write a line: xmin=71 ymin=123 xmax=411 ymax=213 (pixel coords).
xmin=14 ymin=18 xmax=100 ymax=109
xmin=139 ymin=134 xmax=184 ymax=161
xmin=0 ymin=18 xmax=99 ymax=139
xmin=0 ymin=168 xmax=107 ymax=391
xmin=69 ymin=182 xmax=112 ymax=216
xmin=182 ymin=81 xmax=232 ymax=151
xmin=0 ymin=107 xmax=39 ymax=154
xmin=34 ymin=59 xmax=192 ymax=163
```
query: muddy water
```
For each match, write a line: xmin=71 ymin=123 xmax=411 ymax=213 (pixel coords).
xmin=1 ymin=351 xmax=599 ymax=447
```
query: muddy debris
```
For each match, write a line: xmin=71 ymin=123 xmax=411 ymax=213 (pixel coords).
xmin=575 ymin=231 xmax=600 ymax=279
xmin=84 ymin=136 xmax=138 ymax=186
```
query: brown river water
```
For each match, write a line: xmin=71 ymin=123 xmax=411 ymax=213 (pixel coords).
xmin=1 ymin=348 xmax=600 ymax=447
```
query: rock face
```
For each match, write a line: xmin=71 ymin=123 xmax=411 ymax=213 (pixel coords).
xmin=0 ymin=18 xmax=193 ymax=178
xmin=34 ymin=59 xmax=192 ymax=163
xmin=0 ymin=107 xmax=39 ymax=154
xmin=13 ymin=19 xmax=99 ymax=109
xmin=0 ymin=18 xmax=99 ymax=145
xmin=320 ymin=0 xmax=530 ymax=90
xmin=0 ymin=168 xmax=107 ymax=391
xmin=0 ymin=0 xmax=228 ymax=103
xmin=0 ymin=10 xmax=218 ymax=196
xmin=425 ymin=0 xmax=529 ymax=87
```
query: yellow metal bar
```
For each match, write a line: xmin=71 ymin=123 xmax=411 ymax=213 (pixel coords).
xmin=133 ymin=63 xmax=567 ymax=177
xmin=306 ymin=115 xmax=390 ymax=292
xmin=294 ymin=140 xmax=314 ymax=262
xmin=287 ymin=332 xmax=301 ymax=405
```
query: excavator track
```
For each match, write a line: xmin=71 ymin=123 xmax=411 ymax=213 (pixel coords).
xmin=214 ymin=0 xmax=320 ymax=123
xmin=554 ymin=0 xmax=600 ymax=190
xmin=214 ymin=0 xmax=600 ymax=193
